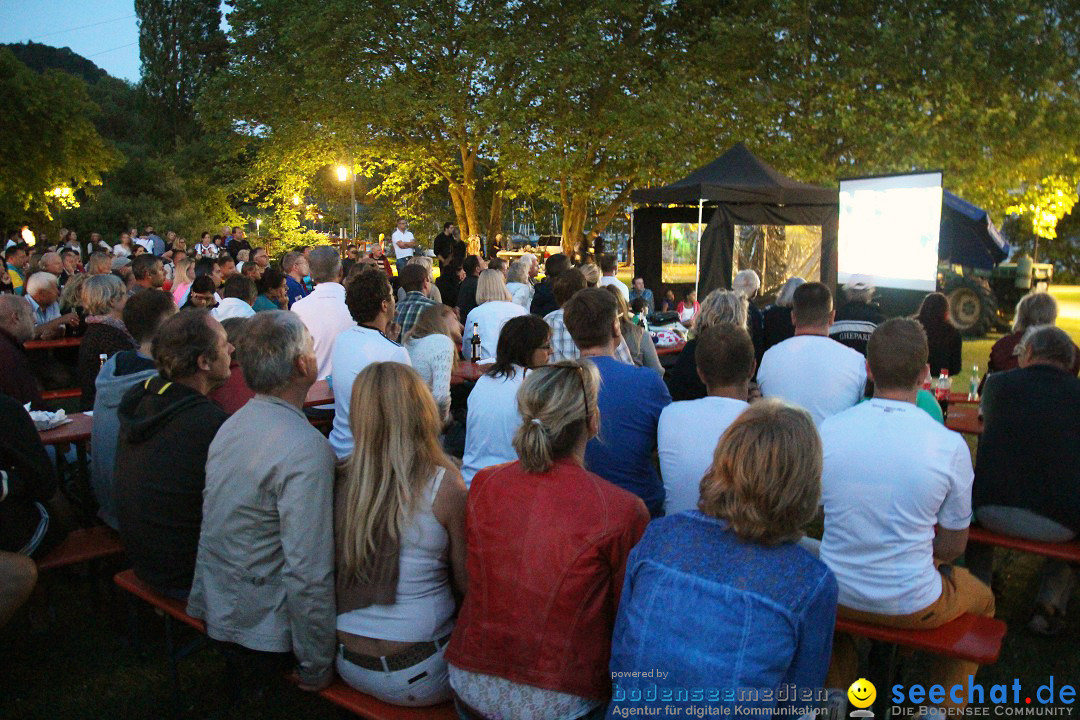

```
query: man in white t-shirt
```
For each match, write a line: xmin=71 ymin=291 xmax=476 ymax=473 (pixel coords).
xmin=328 ymin=267 xmax=411 ymax=458
xmin=290 ymin=247 xmax=354 ymax=379
xmin=390 ymin=217 xmax=417 ymax=275
xmin=658 ymin=324 xmax=751 ymax=514
xmin=597 ymin=254 xmax=629 ymax=301
xmin=820 ymin=318 xmax=993 ymax=707
xmin=757 ymin=282 xmax=866 ymax=426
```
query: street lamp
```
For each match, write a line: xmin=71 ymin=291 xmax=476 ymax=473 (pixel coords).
xmin=336 ymin=163 xmax=356 ymax=240
xmin=255 ymin=218 xmax=261 ymax=237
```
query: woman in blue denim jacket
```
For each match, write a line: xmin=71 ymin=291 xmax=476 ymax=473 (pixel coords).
xmin=607 ymin=400 xmax=838 ymax=717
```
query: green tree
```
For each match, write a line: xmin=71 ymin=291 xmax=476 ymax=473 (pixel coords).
xmin=135 ymin=0 xmax=227 ymax=144
xmin=0 ymin=49 xmax=121 ymax=226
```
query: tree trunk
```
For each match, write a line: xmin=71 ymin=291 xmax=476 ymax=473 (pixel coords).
xmin=460 ymin=146 xmax=480 ymax=240
xmin=487 ymin=179 xmax=506 ymax=244
xmin=448 ymin=185 xmax=467 ymax=239
xmin=562 ymin=192 xmax=589 ymax=259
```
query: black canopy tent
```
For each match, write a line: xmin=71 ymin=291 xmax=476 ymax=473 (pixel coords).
xmin=630 ymin=143 xmax=839 ymax=298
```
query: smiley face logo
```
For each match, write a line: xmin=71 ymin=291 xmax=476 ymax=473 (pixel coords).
xmin=848 ymin=678 xmax=876 ymax=709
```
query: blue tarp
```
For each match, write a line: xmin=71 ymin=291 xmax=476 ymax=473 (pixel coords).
xmin=940 ymin=191 xmax=1011 ymax=269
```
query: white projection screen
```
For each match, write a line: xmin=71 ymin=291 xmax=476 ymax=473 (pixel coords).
xmin=838 ymin=172 xmax=943 ymax=291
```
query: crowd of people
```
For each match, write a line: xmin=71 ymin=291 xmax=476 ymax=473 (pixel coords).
xmin=1 ymin=223 xmax=1078 ymax=718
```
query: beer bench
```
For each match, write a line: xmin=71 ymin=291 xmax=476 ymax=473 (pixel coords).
xmin=37 ymin=526 xmax=124 ymax=572
xmin=113 ymin=570 xmax=456 ymax=719
xmin=41 ymin=388 xmax=81 ymax=402
xmin=967 ymin=526 xmax=1080 ymax=564
xmin=835 ymin=613 xmax=1006 ymax=666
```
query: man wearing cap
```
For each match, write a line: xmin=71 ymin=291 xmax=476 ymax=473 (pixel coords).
xmin=829 ymin=275 xmax=885 ymax=356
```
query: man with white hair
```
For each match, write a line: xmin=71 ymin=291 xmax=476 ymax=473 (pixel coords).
xmin=829 ymin=274 xmax=885 ymax=356
xmin=25 ymin=272 xmax=78 ymax=339
xmin=290 ymin=246 xmax=354 ymax=378
xmin=188 ymin=311 xmax=336 ymax=693
xmin=39 ymin=252 xmax=63 ymax=278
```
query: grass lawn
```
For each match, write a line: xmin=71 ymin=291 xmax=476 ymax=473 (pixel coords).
xmin=2 ymin=289 xmax=1078 ymax=718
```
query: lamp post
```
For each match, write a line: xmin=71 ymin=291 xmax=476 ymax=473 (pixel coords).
xmin=337 ymin=163 xmax=356 ymax=240
xmin=255 ymin=217 xmax=261 ymax=238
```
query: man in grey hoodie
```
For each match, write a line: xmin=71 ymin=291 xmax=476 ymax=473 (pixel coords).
xmin=90 ymin=290 xmax=176 ymax=528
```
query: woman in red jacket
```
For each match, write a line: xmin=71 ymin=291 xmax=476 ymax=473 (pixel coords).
xmin=445 ymin=360 xmax=650 ymax=719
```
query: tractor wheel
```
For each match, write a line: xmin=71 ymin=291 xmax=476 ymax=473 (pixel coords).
xmin=944 ymin=277 xmax=997 ymax=337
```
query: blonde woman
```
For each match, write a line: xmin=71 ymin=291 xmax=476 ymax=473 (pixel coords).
xmin=445 ymin=361 xmax=650 ymax=718
xmin=171 ymin=257 xmax=196 ymax=307
xmin=404 ymin=304 xmax=461 ymax=420
xmin=335 ymin=362 xmax=467 ymax=706
xmin=608 ymin=401 xmax=836 ymax=708
xmin=77 ymin=274 xmax=134 ymax=409
xmin=396 ymin=255 xmax=443 ymax=305
xmin=505 ymin=258 xmax=534 ymax=309
xmin=667 ymin=289 xmax=749 ymax=401
xmin=461 ymin=268 xmax=526 ymax=361
xmin=603 ymin=284 xmax=663 ymax=376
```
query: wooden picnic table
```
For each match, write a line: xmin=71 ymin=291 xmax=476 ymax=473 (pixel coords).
xmin=945 ymin=403 xmax=983 ymax=436
xmin=655 ymin=340 xmax=685 ymax=357
xmin=305 ymin=379 xmax=333 ymax=407
xmin=39 ymin=412 xmax=94 ymax=446
xmin=25 ymin=336 xmax=82 ymax=351
xmin=304 ymin=362 xmax=487 ymax=410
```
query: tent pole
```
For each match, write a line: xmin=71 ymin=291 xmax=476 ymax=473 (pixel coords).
xmin=629 ymin=207 xmax=635 ymax=270
xmin=695 ymin=199 xmax=704 ymax=298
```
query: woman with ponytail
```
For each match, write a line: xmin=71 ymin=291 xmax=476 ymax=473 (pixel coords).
xmin=334 ymin=362 xmax=467 ymax=706
xmin=444 ymin=360 xmax=650 ymax=720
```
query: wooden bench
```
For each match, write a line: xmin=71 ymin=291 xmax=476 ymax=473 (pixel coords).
xmin=114 ymin=569 xmax=456 ymax=719
xmin=41 ymin=388 xmax=81 ymax=402
xmin=37 ymin=526 xmax=124 ymax=572
xmin=968 ymin=526 xmax=1080 ymax=563
xmin=836 ymin=613 xmax=1006 ymax=666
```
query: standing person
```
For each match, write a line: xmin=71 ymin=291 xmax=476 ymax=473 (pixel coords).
xmin=563 ymin=288 xmax=671 ymax=517
xmin=445 ymin=361 xmax=650 ymax=719
xmin=91 ymin=290 xmax=176 ymax=529
xmin=757 ymin=282 xmax=866 ymax=427
xmin=328 ymin=268 xmax=411 ymax=459
xmin=820 ymin=319 xmax=992 ymax=706
xmin=530 ymin=253 xmax=569 ymax=317
xmin=391 ymin=218 xmax=417 ymax=274
xmin=77 ymin=274 xmax=135 ymax=410
xmin=915 ymin=292 xmax=963 ymax=378
xmin=282 ymin=251 xmax=311 ymax=308
xmin=334 ymin=362 xmax=468 ymax=706
xmin=829 ymin=276 xmax=885 ymax=356
xmin=970 ymin=326 xmax=1080 ymax=635
xmin=404 ymin=304 xmax=461 ymax=421
xmin=598 ymin=254 xmax=629 ymax=301
xmin=658 ymin=324 xmax=754 ymax=514
xmin=460 ymin=315 xmax=551 ymax=485
xmin=455 ymin=255 xmax=486 ymax=322
xmin=609 ymin=401 xmax=836 ymax=716
xmin=291 ymin=246 xmax=354 ymax=378
xmin=433 ymin=222 xmax=457 ymax=268
xmin=188 ymin=311 xmax=337 ymax=693
xmin=114 ymin=310 xmax=232 ymax=598
xmin=461 ymin=269 xmax=527 ymax=361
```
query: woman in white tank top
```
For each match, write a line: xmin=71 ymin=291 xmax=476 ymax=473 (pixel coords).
xmin=334 ymin=363 xmax=468 ymax=707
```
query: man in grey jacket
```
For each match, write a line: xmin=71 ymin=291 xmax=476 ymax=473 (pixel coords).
xmin=90 ymin=290 xmax=176 ymax=528
xmin=186 ymin=310 xmax=336 ymax=691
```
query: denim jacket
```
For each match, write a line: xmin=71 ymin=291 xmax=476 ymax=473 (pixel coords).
xmin=607 ymin=512 xmax=837 ymax=714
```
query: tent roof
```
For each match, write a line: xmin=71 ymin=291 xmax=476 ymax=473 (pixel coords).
xmin=631 ymin=142 xmax=838 ymax=206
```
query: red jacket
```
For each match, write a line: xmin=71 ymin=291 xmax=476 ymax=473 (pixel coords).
xmin=445 ymin=457 xmax=649 ymax=701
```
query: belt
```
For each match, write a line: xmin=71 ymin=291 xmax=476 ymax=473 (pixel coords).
xmin=338 ymin=633 xmax=451 ymax=673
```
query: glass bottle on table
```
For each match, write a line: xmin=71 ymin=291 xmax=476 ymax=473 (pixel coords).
xmin=470 ymin=323 xmax=481 ymax=363
xmin=935 ymin=369 xmax=950 ymax=419
xmin=967 ymin=364 xmax=979 ymax=401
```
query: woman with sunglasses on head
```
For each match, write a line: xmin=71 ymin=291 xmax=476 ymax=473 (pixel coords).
xmin=460 ymin=314 xmax=551 ymax=486
xmin=445 ymin=360 xmax=650 ymax=720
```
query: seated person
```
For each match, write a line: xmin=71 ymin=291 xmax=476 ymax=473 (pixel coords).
xmin=530 ymin=252 xmax=568 ymax=317
xmin=114 ymin=310 xmax=231 ymax=598
xmin=78 ymin=274 xmax=135 ymax=410
xmin=609 ymin=401 xmax=836 ymax=714
xmin=446 ymin=361 xmax=650 ymax=719
xmin=188 ymin=311 xmax=336 ymax=692
xmin=665 ymin=290 xmax=748 ymax=401
xmin=335 ymin=362 xmax=467 ymax=706
xmin=564 ymin=288 xmax=672 ymax=517
xmin=658 ymin=324 xmax=753 ymax=514
xmin=395 ymin=264 xmax=438 ymax=338
xmin=91 ymin=290 xmax=177 ymax=529
xmin=986 ymin=292 xmax=1080 ymax=379
xmin=207 ymin=317 xmax=256 ymax=414
xmin=758 ymin=282 xmax=866 ymax=426
xmin=461 ymin=315 xmax=552 ymax=485
xmin=0 ymin=295 xmax=45 ymax=406
xmin=211 ymin=275 xmax=257 ymax=321
xmin=820 ymin=318 xmax=993 ymax=708
xmin=970 ymin=325 xmax=1080 ymax=635
xmin=0 ymin=392 xmax=68 ymax=559
xmin=0 ymin=550 xmax=37 ymax=629
xmin=628 ymin=277 xmax=654 ymax=313
xmin=25 ymin=271 xmax=79 ymax=340
xmin=829 ymin=276 xmax=884 ymax=356
xmin=461 ymin=269 xmax=527 ymax=361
